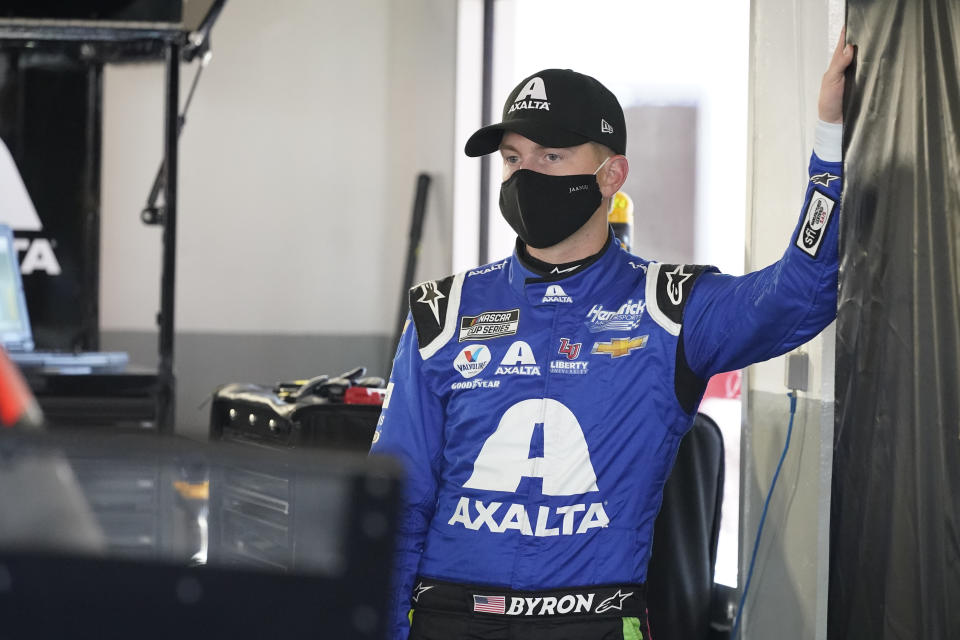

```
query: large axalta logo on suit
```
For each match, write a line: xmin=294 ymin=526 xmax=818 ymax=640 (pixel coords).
xmin=447 ymin=399 xmax=609 ymax=536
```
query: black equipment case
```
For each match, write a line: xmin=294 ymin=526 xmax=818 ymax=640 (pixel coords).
xmin=209 ymin=367 xmax=384 ymax=452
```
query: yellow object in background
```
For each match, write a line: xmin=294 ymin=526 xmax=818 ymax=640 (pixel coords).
xmin=609 ymin=191 xmax=634 ymax=251
xmin=173 ymin=480 xmax=209 ymax=501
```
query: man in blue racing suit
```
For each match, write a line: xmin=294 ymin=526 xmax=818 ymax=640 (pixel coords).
xmin=371 ymin=34 xmax=854 ymax=640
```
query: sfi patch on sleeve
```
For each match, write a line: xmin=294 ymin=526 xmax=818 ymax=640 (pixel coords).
xmin=795 ymin=190 xmax=836 ymax=258
xmin=409 ymin=275 xmax=456 ymax=350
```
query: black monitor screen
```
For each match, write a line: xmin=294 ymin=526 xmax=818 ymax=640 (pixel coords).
xmin=0 ymin=0 xmax=181 ymax=24
xmin=0 ymin=431 xmax=402 ymax=639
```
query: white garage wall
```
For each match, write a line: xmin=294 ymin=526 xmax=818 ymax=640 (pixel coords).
xmin=98 ymin=0 xmax=459 ymax=434
xmin=100 ymin=0 xmax=456 ymax=336
xmin=741 ymin=0 xmax=843 ymax=638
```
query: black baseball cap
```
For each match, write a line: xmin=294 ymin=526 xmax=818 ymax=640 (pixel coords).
xmin=464 ymin=68 xmax=626 ymax=157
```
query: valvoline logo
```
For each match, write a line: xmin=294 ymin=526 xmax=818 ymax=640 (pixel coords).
xmin=454 ymin=345 xmax=492 ymax=379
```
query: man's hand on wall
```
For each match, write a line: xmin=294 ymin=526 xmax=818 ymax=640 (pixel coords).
xmin=819 ymin=26 xmax=855 ymax=124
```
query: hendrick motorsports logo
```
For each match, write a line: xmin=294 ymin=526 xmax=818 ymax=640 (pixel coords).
xmin=585 ymin=299 xmax=645 ymax=332
xmin=459 ymin=309 xmax=520 ymax=342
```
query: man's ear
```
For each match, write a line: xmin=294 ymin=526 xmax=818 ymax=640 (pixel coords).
xmin=599 ymin=155 xmax=629 ymax=198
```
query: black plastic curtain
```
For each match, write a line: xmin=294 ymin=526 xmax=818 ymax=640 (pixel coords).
xmin=831 ymin=1 xmax=960 ymax=638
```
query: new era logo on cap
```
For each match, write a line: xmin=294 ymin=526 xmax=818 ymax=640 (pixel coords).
xmin=464 ymin=69 xmax=626 ymax=157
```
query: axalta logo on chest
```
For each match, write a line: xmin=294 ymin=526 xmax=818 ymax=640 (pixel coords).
xmin=541 ymin=284 xmax=572 ymax=304
xmin=448 ymin=497 xmax=609 ymax=536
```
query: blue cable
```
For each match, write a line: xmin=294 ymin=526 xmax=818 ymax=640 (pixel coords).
xmin=731 ymin=390 xmax=798 ymax=639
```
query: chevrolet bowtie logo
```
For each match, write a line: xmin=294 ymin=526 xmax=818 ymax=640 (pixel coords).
xmin=591 ymin=335 xmax=649 ymax=358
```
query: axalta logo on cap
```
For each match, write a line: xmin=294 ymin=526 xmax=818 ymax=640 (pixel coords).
xmin=509 ymin=77 xmax=551 ymax=114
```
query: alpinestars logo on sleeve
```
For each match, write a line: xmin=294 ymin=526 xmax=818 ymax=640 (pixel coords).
xmin=810 ymin=172 xmax=840 ymax=187
xmin=417 ymin=281 xmax=446 ymax=324
xmin=665 ymin=265 xmax=693 ymax=305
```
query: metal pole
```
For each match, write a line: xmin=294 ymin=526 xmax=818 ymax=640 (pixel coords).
xmin=478 ymin=0 xmax=495 ymax=265
xmin=157 ymin=39 xmax=179 ymax=434
xmin=394 ymin=173 xmax=432 ymax=351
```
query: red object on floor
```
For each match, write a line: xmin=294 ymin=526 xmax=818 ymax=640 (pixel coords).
xmin=0 ymin=348 xmax=42 ymax=428
xmin=343 ymin=386 xmax=386 ymax=406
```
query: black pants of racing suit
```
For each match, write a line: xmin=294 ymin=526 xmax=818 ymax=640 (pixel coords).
xmin=408 ymin=577 xmax=651 ymax=640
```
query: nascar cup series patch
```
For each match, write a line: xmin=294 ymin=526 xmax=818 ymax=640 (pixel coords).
xmin=459 ymin=309 xmax=520 ymax=342
xmin=796 ymin=191 xmax=836 ymax=258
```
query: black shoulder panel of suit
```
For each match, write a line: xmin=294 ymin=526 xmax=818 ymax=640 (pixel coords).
xmin=409 ymin=275 xmax=456 ymax=350
xmin=657 ymin=264 xmax=713 ymax=414
xmin=675 ymin=326 xmax=708 ymax=415
xmin=655 ymin=263 xmax=714 ymax=326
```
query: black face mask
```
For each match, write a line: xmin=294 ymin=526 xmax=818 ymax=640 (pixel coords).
xmin=498 ymin=160 xmax=608 ymax=249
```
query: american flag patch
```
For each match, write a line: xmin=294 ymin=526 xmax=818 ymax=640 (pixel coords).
xmin=472 ymin=594 xmax=506 ymax=614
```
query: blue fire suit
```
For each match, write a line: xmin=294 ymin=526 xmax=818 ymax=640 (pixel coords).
xmin=371 ymin=150 xmax=843 ymax=640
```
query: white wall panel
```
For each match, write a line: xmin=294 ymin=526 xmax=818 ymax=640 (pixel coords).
xmin=100 ymin=0 xmax=456 ymax=335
